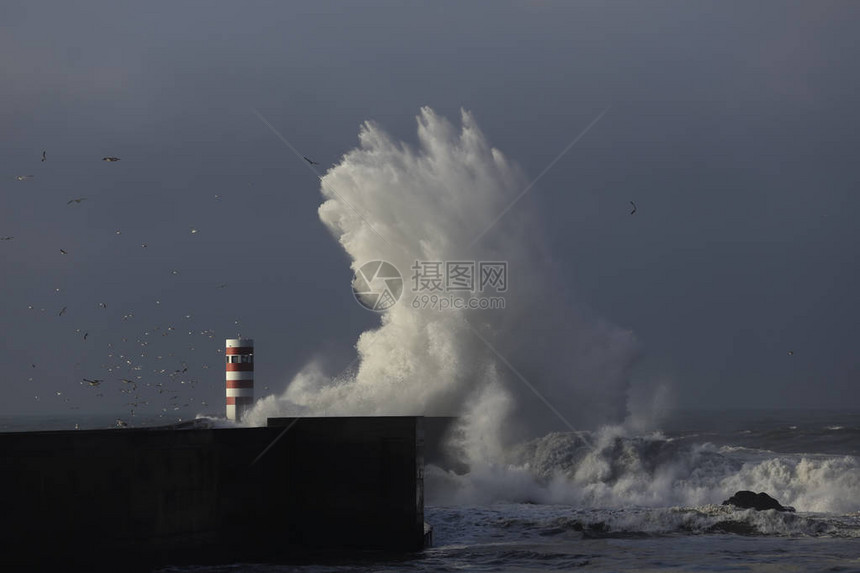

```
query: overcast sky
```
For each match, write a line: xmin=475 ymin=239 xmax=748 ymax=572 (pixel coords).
xmin=1 ymin=1 xmax=859 ymax=420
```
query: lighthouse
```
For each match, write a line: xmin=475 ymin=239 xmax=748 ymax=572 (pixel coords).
xmin=225 ymin=338 xmax=254 ymax=421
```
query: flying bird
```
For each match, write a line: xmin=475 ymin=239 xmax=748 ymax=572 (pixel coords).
xmin=629 ymin=201 xmax=637 ymax=215
xmin=99 ymin=302 xmax=107 ymax=309
xmin=787 ymin=350 xmax=795 ymax=356
xmin=41 ymin=150 xmax=46 ymax=162
xmin=303 ymin=156 xmax=320 ymax=165
xmin=67 ymin=198 xmax=86 ymax=205
xmin=102 ymin=157 xmax=121 ymax=162
xmin=82 ymin=378 xmax=102 ymax=387
xmin=59 ymin=249 xmax=68 ymax=255
xmin=0 ymin=236 xmax=13 ymax=241
xmin=83 ymin=332 xmax=89 ymax=341
xmin=58 ymin=306 xmax=67 ymax=316
xmin=16 ymin=175 xmax=34 ymax=181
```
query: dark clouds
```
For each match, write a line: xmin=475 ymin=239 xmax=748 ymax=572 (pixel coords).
xmin=1 ymin=1 xmax=859 ymax=417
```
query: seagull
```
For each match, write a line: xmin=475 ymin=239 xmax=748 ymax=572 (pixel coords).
xmin=82 ymin=378 xmax=102 ymax=387
xmin=67 ymin=198 xmax=86 ymax=204
xmin=115 ymin=419 xmax=128 ymax=428
xmin=58 ymin=306 xmax=67 ymax=316
xmin=41 ymin=150 xmax=46 ymax=162
xmin=0 ymin=236 xmax=13 ymax=241
xmin=103 ymin=157 xmax=121 ymax=162
xmin=16 ymin=175 xmax=34 ymax=181
xmin=303 ymin=156 xmax=320 ymax=165
xmin=629 ymin=201 xmax=637 ymax=215
xmin=83 ymin=332 xmax=88 ymax=341
xmin=59 ymin=249 xmax=68 ymax=255
xmin=787 ymin=350 xmax=795 ymax=356
xmin=99 ymin=302 xmax=107 ymax=309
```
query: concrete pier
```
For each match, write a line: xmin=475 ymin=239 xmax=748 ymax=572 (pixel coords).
xmin=0 ymin=416 xmax=425 ymax=569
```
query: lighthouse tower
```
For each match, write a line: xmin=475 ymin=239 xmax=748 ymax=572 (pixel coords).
xmin=225 ymin=338 xmax=254 ymax=421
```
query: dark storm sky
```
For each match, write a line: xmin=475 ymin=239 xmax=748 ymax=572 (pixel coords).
xmin=1 ymin=1 xmax=858 ymax=417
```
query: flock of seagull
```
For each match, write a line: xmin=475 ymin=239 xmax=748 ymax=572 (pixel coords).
xmin=7 ymin=149 xmax=266 ymax=429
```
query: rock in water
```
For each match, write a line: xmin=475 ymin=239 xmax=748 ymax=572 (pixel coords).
xmin=722 ymin=490 xmax=796 ymax=512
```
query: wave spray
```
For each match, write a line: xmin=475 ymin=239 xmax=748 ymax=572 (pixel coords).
xmin=247 ymin=107 xmax=639 ymax=446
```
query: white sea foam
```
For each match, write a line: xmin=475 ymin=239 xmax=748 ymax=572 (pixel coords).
xmin=426 ymin=428 xmax=860 ymax=514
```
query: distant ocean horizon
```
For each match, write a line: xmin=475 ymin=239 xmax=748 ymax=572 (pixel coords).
xmin=0 ymin=411 xmax=217 ymax=432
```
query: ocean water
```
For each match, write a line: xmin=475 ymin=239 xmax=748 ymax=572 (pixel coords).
xmin=7 ymin=409 xmax=858 ymax=571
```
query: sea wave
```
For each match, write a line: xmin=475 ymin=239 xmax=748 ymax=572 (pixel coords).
xmin=427 ymin=428 xmax=860 ymax=513
xmin=428 ymin=504 xmax=860 ymax=543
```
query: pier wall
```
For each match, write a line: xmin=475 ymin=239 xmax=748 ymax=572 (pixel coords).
xmin=0 ymin=417 xmax=423 ymax=568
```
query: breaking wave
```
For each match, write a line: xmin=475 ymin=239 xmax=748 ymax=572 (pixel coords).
xmin=427 ymin=427 xmax=860 ymax=514
xmin=246 ymin=107 xmax=647 ymax=447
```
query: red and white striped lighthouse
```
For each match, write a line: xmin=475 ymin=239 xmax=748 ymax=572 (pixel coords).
xmin=225 ymin=338 xmax=254 ymax=421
